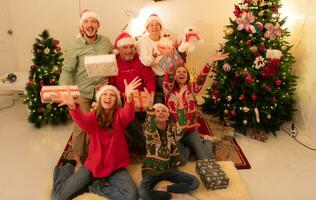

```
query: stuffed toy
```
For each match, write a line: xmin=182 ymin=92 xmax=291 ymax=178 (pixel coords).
xmin=177 ymin=26 xmax=204 ymax=53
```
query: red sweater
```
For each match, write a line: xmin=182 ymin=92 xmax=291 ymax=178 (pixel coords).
xmin=108 ymin=54 xmax=156 ymax=94
xmin=69 ymin=102 xmax=134 ymax=178
xmin=163 ymin=64 xmax=210 ymax=132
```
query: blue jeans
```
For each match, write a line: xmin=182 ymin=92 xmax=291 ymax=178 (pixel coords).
xmin=139 ymin=170 xmax=199 ymax=200
xmin=52 ymin=164 xmax=137 ymax=200
xmin=52 ymin=164 xmax=92 ymax=200
xmin=89 ymin=169 xmax=138 ymax=200
xmin=177 ymin=130 xmax=213 ymax=165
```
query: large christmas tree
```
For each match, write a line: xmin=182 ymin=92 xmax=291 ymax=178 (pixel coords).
xmin=24 ymin=30 xmax=69 ymax=127
xmin=202 ymin=0 xmax=297 ymax=134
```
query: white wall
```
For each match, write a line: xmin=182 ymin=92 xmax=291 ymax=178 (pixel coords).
xmin=4 ymin=0 xmax=316 ymax=139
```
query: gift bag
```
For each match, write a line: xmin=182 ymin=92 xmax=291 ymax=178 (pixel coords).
xmin=40 ymin=85 xmax=80 ymax=103
xmin=84 ymin=54 xmax=118 ymax=77
xmin=158 ymin=46 xmax=184 ymax=73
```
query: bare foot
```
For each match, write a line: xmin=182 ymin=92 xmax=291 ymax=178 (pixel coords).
xmin=74 ymin=154 xmax=83 ymax=172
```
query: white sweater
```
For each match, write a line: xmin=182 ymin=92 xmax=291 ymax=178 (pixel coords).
xmin=137 ymin=35 xmax=173 ymax=76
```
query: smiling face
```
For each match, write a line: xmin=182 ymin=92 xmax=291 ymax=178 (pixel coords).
xmin=155 ymin=106 xmax=169 ymax=122
xmin=118 ymin=44 xmax=136 ymax=61
xmin=82 ymin=17 xmax=99 ymax=40
xmin=175 ymin=66 xmax=189 ymax=85
xmin=100 ymin=89 xmax=117 ymax=110
xmin=146 ymin=20 xmax=162 ymax=37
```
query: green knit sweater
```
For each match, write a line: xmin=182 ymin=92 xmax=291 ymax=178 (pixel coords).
xmin=142 ymin=108 xmax=187 ymax=175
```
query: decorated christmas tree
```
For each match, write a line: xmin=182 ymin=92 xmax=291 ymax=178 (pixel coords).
xmin=24 ymin=30 xmax=69 ymax=127
xmin=202 ymin=0 xmax=297 ymax=135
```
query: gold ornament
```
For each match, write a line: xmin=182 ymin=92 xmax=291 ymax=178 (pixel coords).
xmin=225 ymin=27 xmax=234 ymax=36
xmin=259 ymin=0 xmax=267 ymax=7
xmin=252 ymin=0 xmax=259 ymax=6
xmin=242 ymin=107 xmax=250 ymax=113
xmin=258 ymin=10 xmax=265 ymax=17
xmin=249 ymin=46 xmax=258 ymax=53
xmin=267 ymin=114 xmax=272 ymax=119
xmin=243 ymin=120 xmax=248 ymax=125
xmin=281 ymin=45 xmax=287 ymax=51
xmin=224 ymin=109 xmax=229 ymax=115
xmin=226 ymin=95 xmax=232 ymax=102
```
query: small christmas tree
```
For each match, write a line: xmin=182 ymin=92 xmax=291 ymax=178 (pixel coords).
xmin=202 ymin=0 xmax=297 ymax=135
xmin=24 ymin=30 xmax=68 ymax=127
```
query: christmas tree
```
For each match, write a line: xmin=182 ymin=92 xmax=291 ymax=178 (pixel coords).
xmin=24 ymin=30 xmax=69 ymax=127
xmin=202 ymin=0 xmax=297 ymax=134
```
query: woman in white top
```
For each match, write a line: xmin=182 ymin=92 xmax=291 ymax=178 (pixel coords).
xmin=137 ymin=14 xmax=174 ymax=103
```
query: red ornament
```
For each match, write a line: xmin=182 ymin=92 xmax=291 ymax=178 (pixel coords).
xmin=235 ymin=73 xmax=240 ymax=78
xmin=239 ymin=95 xmax=245 ymax=100
xmin=245 ymin=75 xmax=254 ymax=83
xmin=38 ymin=107 xmax=45 ymax=113
xmin=213 ymin=89 xmax=220 ymax=98
xmin=28 ymin=80 xmax=34 ymax=86
xmin=251 ymin=93 xmax=257 ymax=101
xmin=275 ymin=79 xmax=282 ymax=86
xmin=272 ymin=96 xmax=277 ymax=104
xmin=230 ymin=111 xmax=237 ymax=118
xmin=271 ymin=7 xmax=279 ymax=13
xmin=53 ymin=39 xmax=60 ymax=46
xmin=264 ymin=85 xmax=271 ymax=91
xmin=259 ymin=43 xmax=266 ymax=53
xmin=30 ymin=65 xmax=36 ymax=70
xmin=56 ymin=46 xmax=61 ymax=52
xmin=245 ymin=40 xmax=252 ymax=46
xmin=40 ymin=79 xmax=44 ymax=86
xmin=234 ymin=5 xmax=242 ymax=17
xmin=49 ymin=79 xmax=55 ymax=85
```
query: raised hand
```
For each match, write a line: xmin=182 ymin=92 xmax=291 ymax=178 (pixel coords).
xmin=143 ymin=87 xmax=154 ymax=110
xmin=208 ymin=52 xmax=229 ymax=67
xmin=124 ymin=77 xmax=142 ymax=103
xmin=52 ymin=89 xmax=76 ymax=110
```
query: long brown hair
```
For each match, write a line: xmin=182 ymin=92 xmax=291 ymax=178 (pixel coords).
xmin=95 ymin=101 xmax=114 ymax=130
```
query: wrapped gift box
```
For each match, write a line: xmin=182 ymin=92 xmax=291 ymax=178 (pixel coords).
xmin=250 ymin=131 xmax=269 ymax=142
xmin=84 ymin=54 xmax=118 ymax=77
xmin=133 ymin=91 xmax=148 ymax=112
xmin=40 ymin=85 xmax=79 ymax=103
xmin=196 ymin=159 xmax=229 ymax=190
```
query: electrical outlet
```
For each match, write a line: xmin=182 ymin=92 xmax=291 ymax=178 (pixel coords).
xmin=290 ymin=124 xmax=298 ymax=137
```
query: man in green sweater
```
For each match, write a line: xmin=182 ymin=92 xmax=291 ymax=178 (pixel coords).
xmin=59 ymin=9 xmax=112 ymax=162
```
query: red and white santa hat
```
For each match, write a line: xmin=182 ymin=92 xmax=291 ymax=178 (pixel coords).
xmin=96 ymin=84 xmax=122 ymax=107
xmin=153 ymin=103 xmax=169 ymax=116
xmin=79 ymin=9 xmax=100 ymax=32
xmin=145 ymin=14 xmax=163 ymax=29
xmin=112 ymin=32 xmax=136 ymax=54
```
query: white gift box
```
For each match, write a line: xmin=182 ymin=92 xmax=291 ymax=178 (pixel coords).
xmin=40 ymin=85 xmax=80 ymax=103
xmin=84 ymin=54 xmax=118 ymax=77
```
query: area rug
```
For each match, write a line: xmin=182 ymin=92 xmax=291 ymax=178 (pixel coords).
xmin=197 ymin=114 xmax=251 ymax=169
xmin=45 ymin=161 xmax=252 ymax=200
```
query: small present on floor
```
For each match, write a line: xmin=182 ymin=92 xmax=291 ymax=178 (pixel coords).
xmin=196 ymin=159 xmax=229 ymax=190
xmin=250 ymin=130 xmax=269 ymax=142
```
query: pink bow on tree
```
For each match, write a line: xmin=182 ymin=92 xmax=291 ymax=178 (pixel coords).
xmin=235 ymin=12 xmax=256 ymax=31
xmin=264 ymin=23 xmax=282 ymax=40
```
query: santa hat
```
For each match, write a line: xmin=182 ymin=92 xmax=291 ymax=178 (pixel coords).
xmin=79 ymin=9 xmax=100 ymax=33
xmin=145 ymin=14 xmax=163 ymax=29
xmin=96 ymin=84 xmax=122 ymax=108
xmin=112 ymin=32 xmax=136 ymax=54
xmin=153 ymin=103 xmax=169 ymax=116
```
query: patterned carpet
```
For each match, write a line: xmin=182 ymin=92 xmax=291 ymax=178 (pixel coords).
xmin=197 ymin=114 xmax=251 ymax=169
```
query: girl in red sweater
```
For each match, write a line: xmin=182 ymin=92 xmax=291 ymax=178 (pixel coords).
xmin=163 ymin=53 xmax=228 ymax=164
xmin=51 ymin=77 xmax=141 ymax=200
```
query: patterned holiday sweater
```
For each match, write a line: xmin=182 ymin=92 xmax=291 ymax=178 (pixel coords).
xmin=163 ymin=64 xmax=211 ymax=132
xmin=142 ymin=107 xmax=187 ymax=174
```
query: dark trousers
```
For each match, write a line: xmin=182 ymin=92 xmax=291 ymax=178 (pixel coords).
xmin=139 ymin=170 xmax=199 ymax=200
